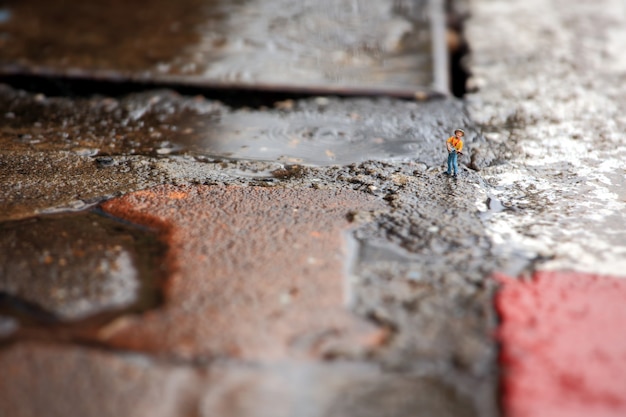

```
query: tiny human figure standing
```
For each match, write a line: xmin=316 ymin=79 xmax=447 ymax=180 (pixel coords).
xmin=446 ymin=128 xmax=464 ymax=177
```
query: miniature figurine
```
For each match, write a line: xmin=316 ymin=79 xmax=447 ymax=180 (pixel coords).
xmin=445 ymin=129 xmax=464 ymax=177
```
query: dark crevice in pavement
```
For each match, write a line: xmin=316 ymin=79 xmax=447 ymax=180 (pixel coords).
xmin=0 ymin=74 xmax=423 ymax=111
xmin=0 ymin=293 xmax=60 ymax=324
xmin=446 ymin=0 xmax=471 ymax=97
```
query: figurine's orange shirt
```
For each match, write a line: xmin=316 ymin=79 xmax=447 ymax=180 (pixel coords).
xmin=447 ymin=136 xmax=464 ymax=152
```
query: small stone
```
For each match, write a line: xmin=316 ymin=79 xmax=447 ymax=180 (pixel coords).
xmin=73 ymin=148 xmax=98 ymax=157
xmin=274 ymin=99 xmax=295 ymax=110
xmin=314 ymin=97 xmax=330 ymax=106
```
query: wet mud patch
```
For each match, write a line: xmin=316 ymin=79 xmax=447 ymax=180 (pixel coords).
xmin=0 ymin=210 xmax=166 ymax=335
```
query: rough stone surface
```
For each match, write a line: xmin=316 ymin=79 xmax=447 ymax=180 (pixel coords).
xmin=496 ymin=271 xmax=626 ymax=417
xmin=0 ymin=0 xmax=623 ymax=414
xmin=0 ymin=212 xmax=164 ymax=321
xmin=100 ymin=184 xmax=386 ymax=360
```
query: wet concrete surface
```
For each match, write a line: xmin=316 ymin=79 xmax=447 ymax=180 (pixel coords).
xmin=4 ymin=0 xmax=624 ymax=414
xmin=0 ymin=83 xmax=464 ymax=165
xmin=0 ymin=77 xmax=505 ymax=416
xmin=0 ymin=149 xmax=155 ymax=221
xmin=197 ymin=361 xmax=478 ymax=417
xmin=0 ymin=85 xmax=224 ymax=158
xmin=465 ymin=0 xmax=626 ymax=277
xmin=0 ymin=0 xmax=445 ymax=96
xmin=0 ymin=84 xmax=486 ymax=221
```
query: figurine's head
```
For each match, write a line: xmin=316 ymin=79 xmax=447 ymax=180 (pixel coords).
xmin=454 ymin=129 xmax=465 ymax=137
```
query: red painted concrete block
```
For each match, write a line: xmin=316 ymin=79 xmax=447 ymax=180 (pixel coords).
xmin=495 ymin=271 xmax=626 ymax=417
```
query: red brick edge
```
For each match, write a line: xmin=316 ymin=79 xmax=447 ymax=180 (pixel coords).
xmin=495 ymin=271 xmax=626 ymax=417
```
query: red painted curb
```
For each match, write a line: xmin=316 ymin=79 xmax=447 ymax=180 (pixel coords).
xmin=495 ymin=271 xmax=626 ymax=417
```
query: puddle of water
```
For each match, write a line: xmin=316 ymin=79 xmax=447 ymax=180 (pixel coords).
xmin=476 ymin=193 xmax=505 ymax=221
xmin=173 ymin=97 xmax=464 ymax=166
xmin=0 ymin=210 xmax=166 ymax=329
xmin=181 ymin=107 xmax=421 ymax=165
xmin=0 ymin=0 xmax=442 ymax=96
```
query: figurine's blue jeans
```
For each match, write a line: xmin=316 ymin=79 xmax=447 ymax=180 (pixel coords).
xmin=447 ymin=151 xmax=458 ymax=175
